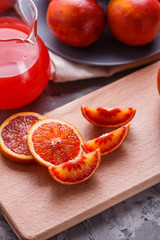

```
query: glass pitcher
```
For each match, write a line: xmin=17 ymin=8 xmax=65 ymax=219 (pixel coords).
xmin=0 ymin=0 xmax=51 ymax=109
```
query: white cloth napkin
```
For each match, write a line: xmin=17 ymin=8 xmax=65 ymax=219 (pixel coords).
xmin=49 ymin=51 xmax=160 ymax=83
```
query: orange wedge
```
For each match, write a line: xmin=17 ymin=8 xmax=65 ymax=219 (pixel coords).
xmin=82 ymin=124 xmax=129 ymax=156
xmin=0 ymin=112 xmax=45 ymax=164
xmin=48 ymin=148 xmax=101 ymax=185
xmin=27 ymin=119 xmax=84 ymax=167
xmin=81 ymin=106 xmax=136 ymax=127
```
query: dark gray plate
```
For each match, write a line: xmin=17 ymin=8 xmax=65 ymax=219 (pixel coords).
xmin=33 ymin=0 xmax=160 ymax=67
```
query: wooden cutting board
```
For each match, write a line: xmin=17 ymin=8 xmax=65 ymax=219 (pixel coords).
xmin=0 ymin=61 xmax=160 ymax=240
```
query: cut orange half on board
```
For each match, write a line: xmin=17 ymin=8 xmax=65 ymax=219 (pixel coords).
xmin=48 ymin=148 xmax=101 ymax=185
xmin=0 ymin=112 xmax=45 ymax=164
xmin=81 ymin=106 xmax=136 ymax=127
xmin=27 ymin=119 xmax=84 ymax=167
xmin=82 ymin=124 xmax=129 ymax=156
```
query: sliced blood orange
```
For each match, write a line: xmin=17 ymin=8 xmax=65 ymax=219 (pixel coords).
xmin=48 ymin=148 xmax=101 ymax=185
xmin=81 ymin=106 xmax=136 ymax=127
xmin=0 ymin=112 xmax=45 ymax=164
xmin=27 ymin=119 xmax=84 ymax=167
xmin=82 ymin=124 xmax=129 ymax=156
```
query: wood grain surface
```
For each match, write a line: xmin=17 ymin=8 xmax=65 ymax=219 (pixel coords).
xmin=0 ymin=61 xmax=160 ymax=240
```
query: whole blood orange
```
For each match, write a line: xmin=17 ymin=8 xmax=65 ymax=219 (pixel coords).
xmin=0 ymin=112 xmax=45 ymax=164
xmin=81 ymin=106 xmax=136 ymax=127
xmin=107 ymin=0 xmax=160 ymax=46
xmin=27 ymin=119 xmax=84 ymax=167
xmin=46 ymin=0 xmax=105 ymax=47
xmin=82 ymin=124 xmax=129 ymax=156
xmin=48 ymin=148 xmax=101 ymax=185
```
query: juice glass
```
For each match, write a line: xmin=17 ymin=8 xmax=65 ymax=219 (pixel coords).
xmin=0 ymin=0 xmax=51 ymax=109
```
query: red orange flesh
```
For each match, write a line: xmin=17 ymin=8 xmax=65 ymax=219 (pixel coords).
xmin=81 ymin=106 xmax=136 ymax=127
xmin=48 ymin=148 xmax=101 ymax=185
xmin=0 ymin=112 xmax=45 ymax=164
xmin=82 ymin=124 xmax=129 ymax=156
xmin=27 ymin=119 xmax=84 ymax=167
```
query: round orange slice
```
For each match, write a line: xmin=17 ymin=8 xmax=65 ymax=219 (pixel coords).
xmin=48 ymin=148 xmax=101 ymax=185
xmin=81 ymin=106 xmax=136 ymax=127
xmin=27 ymin=119 xmax=84 ymax=167
xmin=0 ymin=112 xmax=45 ymax=164
xmin=82 ymin=124 xmax=129 ymax=156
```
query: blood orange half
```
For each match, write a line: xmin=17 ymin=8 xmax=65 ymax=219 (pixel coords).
xmin=0 ymin=112 xmax=45 ymax=164
xmin=27 ymin=119 xmax=84 ymax=167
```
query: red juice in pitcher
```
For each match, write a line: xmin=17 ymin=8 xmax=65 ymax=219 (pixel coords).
xmin=0 ymin=18 xmax=51 ymax=109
